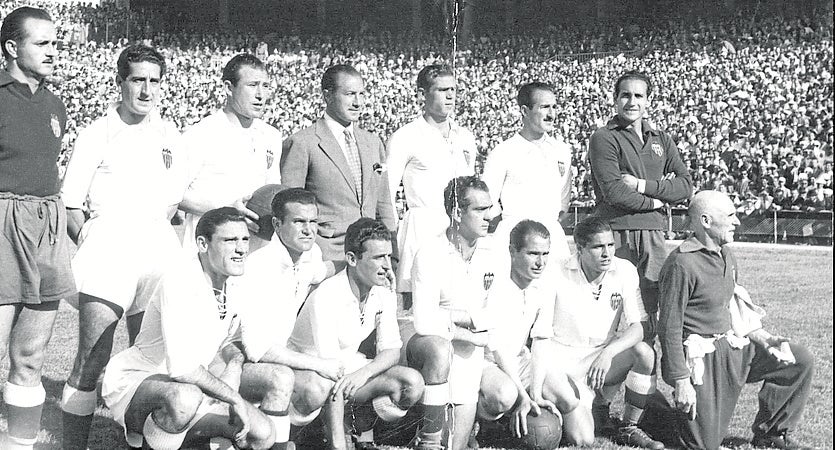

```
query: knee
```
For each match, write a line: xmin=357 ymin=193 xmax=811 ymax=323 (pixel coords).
xmin=161 ymin=384 xmax=203 ymax=430
xmin=296 ymin=375 xmax=332 ymax=413
xmin=491 ymin=381 xmax=519 ymax=414
xmin=789 ymin=343 xmax=815 ymax=375
xmin=412 ymin=336 xmax=452 ymax=382
xmin=243 ymin=413 xmax=277 ymax=450
xmin=631 ymin=341 xmax=656 ymax=370
xmin=267 ymin=364 xmax=295 ymax=395
xmin=398 ymin=368 xmax=425 ymax=405
xmin=8 ymin=343 xmax=48 ymax=383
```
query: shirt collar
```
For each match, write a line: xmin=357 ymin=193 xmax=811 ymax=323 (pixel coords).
xmin=0 ymin=70 xmax=46 ymax=95
xmin=105 ymin=103 xmax=164 ymax=140
xmin=605 ymin=116 xmax=661 ymax=136
xmin=678 ymin=236 xmax=724 ymax=254
xmin=264 ymin=233 xmax=310 ymax=270
xmin=564 ymin=253 xmax=618 ymax=276
xmin=324 ymin=112 xmax=353 ymax=138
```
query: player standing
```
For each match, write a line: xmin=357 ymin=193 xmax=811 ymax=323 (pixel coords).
xmin=59 ymin=44 xmax=186 ymax=449
xmin=0 ymin=8 xmax=76 ymax=449
xmin=287 ymin=218 xmax=424 ymax=449
xmin=179 ymin=53 xmax=283 ymax=253
xmin=386 ymin=63 xmax=476 ymax=296
xmin=482 ymin=82 xmax=573 ymax=265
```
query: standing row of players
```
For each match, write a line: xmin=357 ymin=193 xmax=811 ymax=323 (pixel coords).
xmin=1 ymin=6 xmax=813 ymax=450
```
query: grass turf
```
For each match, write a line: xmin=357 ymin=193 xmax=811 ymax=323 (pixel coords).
xmin=0 ymin=243 xmax=831 ymax=449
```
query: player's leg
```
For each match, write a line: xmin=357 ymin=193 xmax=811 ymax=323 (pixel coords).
xmin=449 ymin=403 xmax=478 ymax=450
xmin=606 ymin=342 xmax=663 ymax=449
xmin=0 ymin=304 xmax=18 ymax=362
xmin=62 ymin=295 xmax=123 ymax=450
xmin=4 ymin=302 xmax=59 ymax=450
xmin=350 ymin=365 xmax=424 ymax=416
xmin=541 ymin=367 xmax=591 ymax=446
xmin=406 ymin=334 xmax=452 ymax=449
xmin=476 ymin=364 xmax=517 ymax=421
xmin=239 ymin=362 xmax=296 ymax=450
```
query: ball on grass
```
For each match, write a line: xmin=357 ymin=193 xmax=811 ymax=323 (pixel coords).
xmin=512 ymin=409 xmax=562 ymax=450
xmin=246 ymin=184 xmax=287 ymax=240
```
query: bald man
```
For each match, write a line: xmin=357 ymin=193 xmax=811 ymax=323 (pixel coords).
xmin=658 ymin=191 xmax=813 ymax=450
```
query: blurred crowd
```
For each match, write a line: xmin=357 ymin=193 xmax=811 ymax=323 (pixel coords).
xmin=2 ymin=0 xmax=832 ymax=212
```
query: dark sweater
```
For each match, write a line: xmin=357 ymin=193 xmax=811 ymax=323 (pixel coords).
xmin=0 ymin=71 xmax=67 ymax=197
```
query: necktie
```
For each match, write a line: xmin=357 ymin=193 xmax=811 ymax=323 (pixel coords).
xmin=343 ymin=129 xmax=363 ymax=201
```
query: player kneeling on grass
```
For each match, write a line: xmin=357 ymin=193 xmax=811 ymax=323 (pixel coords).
xmin=101 ymin=208 xmax=277 ymax=450
xmin=287 ymin=218 xmax=425 ymax=450
xmin=474 ymin=220 xmax=577 ymax=445
xmin=547 ymin=217 xmax=663 ymax=449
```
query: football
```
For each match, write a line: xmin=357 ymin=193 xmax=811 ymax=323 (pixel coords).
xmin=246 ymin=184 xmax=287 ymax=240
xmin=515 ymin=409 xmax=563 ymax=450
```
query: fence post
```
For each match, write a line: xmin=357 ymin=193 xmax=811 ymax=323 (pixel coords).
xmin=773 ymin=209 xmax=778 ymax=244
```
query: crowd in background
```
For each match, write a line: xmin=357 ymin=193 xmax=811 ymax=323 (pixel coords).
xmin=2 ymin=0 xmax=832 ymax=212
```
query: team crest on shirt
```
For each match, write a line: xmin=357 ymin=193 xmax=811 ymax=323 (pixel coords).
xmin=266 ymin=149 xmax=275 ymax=169
xmin=610 ymin=292 xmax=623 ymax=311
xmin=50 ymin=114 xmax=61 ymax=138
xmin=162 ymin=148 xmax=172 ymax=169
xmin=558 ymin=161 xmax=566 ymax=176
xmin=483 ymin=272 xmax=494 ymax=290
xmin=651 ymin=142 xmax=664 ymax=157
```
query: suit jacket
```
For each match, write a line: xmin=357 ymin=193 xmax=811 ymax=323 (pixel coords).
xmin=281 ymin=118 xmax=397 ymax=260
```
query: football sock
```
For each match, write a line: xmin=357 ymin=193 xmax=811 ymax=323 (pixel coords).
xmin=4 ymin=382 xmax=46 ymax=450
xmin=60 ymin=384 xmax=97 ymax=450
xmin=372 ymin=395 xmax=408 ymax=421
xmin=263 ymin=408 xmax=290 ymax=450
xmin=142 ymin=414 xmax=189 ymax=450
xmin=623 ymin=371 xmax=655 ymax=425
xmin=420 ymin=382 xmax=448 ymax=436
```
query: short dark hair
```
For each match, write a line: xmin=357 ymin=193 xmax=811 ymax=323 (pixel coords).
xmin=195 ymin=207 xmax=247 ymax=242
xmin=344 ymin=218 xmax=390 ymax=257
xmin=517 ymin=82 xmax=554 ymax=108
xmin=443 ymin=176 xmax=489 ymax=218
xmin=222 ymin=53 xmax=265 ymax=85
xmin=117 ymin=44 xmax=166 ymax=80
xmin=271 ymin=187 xmax=317 ymax=221
xmin=417 ymin=64 xmax=454 ymax=92
xmin=574 ymin=217 xmax=612 ymax=249
xmin=510 ymin=220 xmax=550 ymax=250
xmin=321 ymin=64 xmax=361 ymax=93
xmin=1 ymin=6 xmax=52 ymax=60
xmin=613 ymin=70 xmax=653 ymax=98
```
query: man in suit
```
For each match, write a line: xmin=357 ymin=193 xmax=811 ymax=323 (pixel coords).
xmin=281 ymin=64 xmax=397 ymax=261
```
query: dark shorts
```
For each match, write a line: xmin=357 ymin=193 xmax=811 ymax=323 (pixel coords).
xmin=0 ymin=193 xmax=76 ymax=304
xmin=614 ymin=229 xmax=668 ymax=315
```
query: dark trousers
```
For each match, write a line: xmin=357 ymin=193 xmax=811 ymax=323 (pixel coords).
xmin=678 ymin=338 xmax=814 ymax=450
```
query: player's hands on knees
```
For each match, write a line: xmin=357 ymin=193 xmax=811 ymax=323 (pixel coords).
xmin=674 ymin=378 xmax=697 ymax=421
xmin=229 ymin=399 xmax=252 ymax=442
xmin=317 ymin=359 xmax=346 ymax=382
xmin=332 ymin=371 xmax=370 ymax=402
xmin=587 ymin=350 xmax=614 ymax=390
xmin=512 ymin=393 xmax=540 ymax=438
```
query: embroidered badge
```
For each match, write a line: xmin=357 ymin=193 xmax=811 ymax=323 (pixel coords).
xmin=558 ymin=161 xmax=566 ymax=177
xmin=610 ymin=292 xmax=623 ymax=311
xmin=162 ymin=148 xmax=172 ymax=169
xmin=266 ymin=149 xmax=274 ymax=169
xmin=50 ymin=114 xmax=61 ymax=138
xmin=651 ymin=142 xmax=664 ymax=157
xmin=483 ymin=272 xmax=494 ymax=291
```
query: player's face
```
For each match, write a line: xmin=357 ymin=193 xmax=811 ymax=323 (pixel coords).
xmin=422 ymin=75 xmax=456 ymax=120
xmin=577 ymin=231 xmax=615 ymax=275
xmin=118 ymin=61 xmax=162 ymax=123
xmin=8 ymin=18 xmax=58 ymax=80
xmin=705 ymin=197 xmax=740 ymax=246
xmin=522 ymin=89 xmax=557 ymax=135
xmin=200 ymin=221 xmax=250 ymax=278
xmin=350 ymin=239 xmax=393 ymax=288
xmin=274 ymin=202 xmax=318 ymax=255
xmin=615 ymin=78 xmax=648 ymax=126
xmin=325 ymin=73 xmax=364 ymax=126
xmin=456 ymin=189 xmax=492 ymax=240
xmin=510 ymin=234 xmax=550 ymax=283
xmin=226 ymin=65 xmax=270 ymax=120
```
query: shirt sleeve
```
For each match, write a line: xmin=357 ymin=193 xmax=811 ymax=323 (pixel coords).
xmin=481 ymin=143 xmax=508 ymax=218
xmin=61 ymin=127 xmax=101 ymax=209
xmin=621 ymin=261 xmax=648 ymax=324
xmin=375 ymin=289 xmax=403 ymax=352
xmin=308 ymin=244 xmax=328 ymax=285
xmin=588 ymin=129 xmax=662 ymax=212
xmin=530 ymin=285 xmax=555 ymax=340
xmin=558 ymin=143 xmax=573 ymax=213
xmin=411 ymin=247 xmax=453 ymax=339
xmin=385 ymin=129 xmax=410 ymax=214
xmin=658 ymin=254 xmax=694 ymax=385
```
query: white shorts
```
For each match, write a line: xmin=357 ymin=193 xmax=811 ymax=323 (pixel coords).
xmin=288 ymin=352 xmax=372 ymax=426
xmin=399 ymin=319 xmax=484 ymax=404
xmin=72 ymin=217 xmax=182 ymax=314
xmin=485 ymin=348 xmax=532 ymax=388
xmin=551 ymin=340 xmax=609 ymax=410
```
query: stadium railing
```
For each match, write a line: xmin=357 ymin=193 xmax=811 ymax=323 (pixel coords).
xmin=559 ymin=207 xmax=834 ymax=246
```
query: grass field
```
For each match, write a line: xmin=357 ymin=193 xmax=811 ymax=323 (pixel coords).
xmin=0 ymin=243 xmax=832 ymax=449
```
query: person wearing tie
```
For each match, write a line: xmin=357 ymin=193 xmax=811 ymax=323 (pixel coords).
xmin=281 ymin=64 xmax=397 ymax=261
